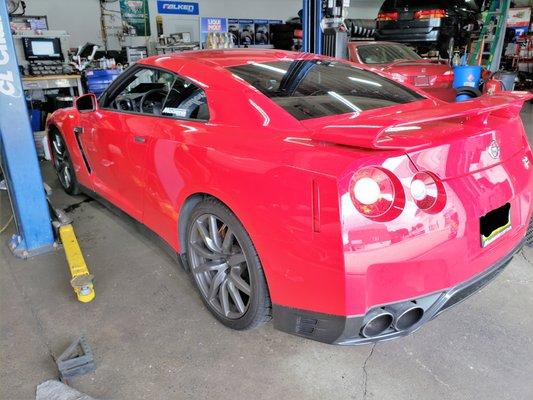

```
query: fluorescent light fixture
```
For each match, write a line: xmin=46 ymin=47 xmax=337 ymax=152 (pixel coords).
xmin=327 ymin=91 xmax=362 ymax=113
xmin=349 ymin=76 xmax=382 ymax=87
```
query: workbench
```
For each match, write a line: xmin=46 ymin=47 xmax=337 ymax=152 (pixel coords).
xmin=22 ymin=74 xmax=84 ymax=97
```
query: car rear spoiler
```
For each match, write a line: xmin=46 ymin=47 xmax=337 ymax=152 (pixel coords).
xmin=311 ymin=92 xmax=533 ymax=150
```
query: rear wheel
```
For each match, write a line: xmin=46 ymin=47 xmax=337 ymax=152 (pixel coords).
xmin=186 ymin=198 xmax=271 ymax=330
xmin=50 ymin=130 xmax=80 ymax=195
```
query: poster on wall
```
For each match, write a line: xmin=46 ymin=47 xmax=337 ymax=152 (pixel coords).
xmin=156 ymin=1 xmax=199 ymax=15
xmin=200 ymin=17 xmax=229 ymax=47
xmin=507 ymin=7 xmax=531 ymax=28
xmin=254 ymin=20 xmax=269 ymax=45
xmin=239 ymin=19 xmax=255 ymax=46
xmin=120 ymin=0 xmax=151 ymax=36
xmin=228 ymin=19 xmax=240 ymax=46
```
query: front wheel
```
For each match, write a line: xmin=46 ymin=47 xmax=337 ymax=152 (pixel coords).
xmin=186 ymin=198 xmax=271 ymax=330
xmin=50 ymin=130 xmax=80 ymax=195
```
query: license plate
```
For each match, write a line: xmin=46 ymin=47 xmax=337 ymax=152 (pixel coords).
xmin=480 ymin=203 xmax=512 ymax=248
xmin=414 ymin=76 xmax=430 ymax=87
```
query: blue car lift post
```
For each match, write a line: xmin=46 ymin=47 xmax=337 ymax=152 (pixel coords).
xmin=0 ymin=1 xmax=55 ymax=258
xmin=303 ymin=0 xmax=324 ymax=54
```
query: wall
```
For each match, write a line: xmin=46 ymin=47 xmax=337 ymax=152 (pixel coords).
xmin=23 ymin=0 xmax=301 ymax=50
xmin=346 ymin=0 xmax=385 ymax=20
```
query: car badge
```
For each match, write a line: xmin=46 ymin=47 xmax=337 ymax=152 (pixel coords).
xmin=488 ymin=140 xmax=500 ymax=159
xmin=421 ymin=68 xmax=426 ymax=73
xmin=523 ymin=156 xmax=530 ymax=170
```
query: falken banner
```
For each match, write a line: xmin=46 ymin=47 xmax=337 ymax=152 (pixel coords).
xmin=119 ymin=0 xmax=151 ymax=36
xmin=157 ymin=1 xmax=199 ymax=15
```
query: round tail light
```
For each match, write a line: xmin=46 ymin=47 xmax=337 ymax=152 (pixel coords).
xmin=350 ymin=167 xmax=405 ymax=221
xmin=410 ymin=172 xmax=446 ymax=213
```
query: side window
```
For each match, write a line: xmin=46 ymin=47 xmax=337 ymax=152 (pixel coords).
xmin=161 ymin=76 xmax=210 ymax=121
xmin=106 ymin=67 xmax=175 ymax=116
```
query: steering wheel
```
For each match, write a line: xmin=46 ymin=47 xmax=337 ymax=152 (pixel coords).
xmin=140 ymin=88 xmax=169 ymax=114
xmin=114 ymin=97 xmax=134 ymax=112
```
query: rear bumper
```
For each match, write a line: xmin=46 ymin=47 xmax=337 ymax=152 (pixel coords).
xmin=273 ymin=239 xmax=525 ymax=345
xmin=376 ymin=20 xmax=445 ymax=43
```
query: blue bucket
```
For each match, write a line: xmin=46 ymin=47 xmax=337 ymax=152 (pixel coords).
xmin=86 ymin=69 xmax=121 ymax=97
xmin=453 ymin=66 xmax=481 ymax=89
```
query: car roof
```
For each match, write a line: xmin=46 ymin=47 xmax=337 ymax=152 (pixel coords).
xmin=139 ymin=49 xmax=318 ymax=70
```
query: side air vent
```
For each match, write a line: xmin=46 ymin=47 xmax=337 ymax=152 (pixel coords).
xmin=296 ymin=317 xmax=318 ymax=335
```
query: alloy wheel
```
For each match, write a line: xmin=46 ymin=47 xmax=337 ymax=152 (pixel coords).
xmin=188 ymin=213 xmax=252 ymax=319
xmin=51 ymin=133 xmax=73 ymax=191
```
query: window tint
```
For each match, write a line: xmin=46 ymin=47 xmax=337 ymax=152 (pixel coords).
xmin=104 ymin=67 xmax=209 ymax=120
xmin=358 ymin=44 xmax=420 ymax=64
xmin=229 ymin=60 xmax=423 ymax=120
xmin=161 ymin=77 xmax=209 ymax=120
xmin=106 ymin=67 xmax=175 ymax=115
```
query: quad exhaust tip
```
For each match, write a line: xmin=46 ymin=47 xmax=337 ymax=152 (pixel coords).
xmin=360 ymin=309 xmax=393 ymax=338
xmin=361 ymin=302 xmax=425 ymax=338
xmin=386 ymin=302 xmax=424 ymax=331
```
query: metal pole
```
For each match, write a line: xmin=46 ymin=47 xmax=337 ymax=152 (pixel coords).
xmin=0 ymin=1 xmax=55 ymax=258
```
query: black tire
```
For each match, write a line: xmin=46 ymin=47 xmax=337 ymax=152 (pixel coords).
xmin=50 ymin=129 xmax=81 ymax=195
xmin=439 ymin=36 xmax=454 ymax=60
xmin=456 ymin=86 xmax=482 ymax=100
xmin=185 ymin=198 xmax=271 ymax=330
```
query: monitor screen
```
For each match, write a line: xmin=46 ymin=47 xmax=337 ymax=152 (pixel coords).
xmin=22 ymin=37 xmax=63 ymax=60
xmin=31 ymin=41 xmax=56 ymax=57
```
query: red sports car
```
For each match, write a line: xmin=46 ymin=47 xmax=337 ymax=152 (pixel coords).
xmin=347 ymin=41 xmax=456 ymax=102
xmin=47 ymin=50 xmax=533 ymax=345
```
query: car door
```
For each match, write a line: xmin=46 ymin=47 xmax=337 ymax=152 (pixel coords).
xmin=140 ymin=73 xmax=211 ymax=246
xmin=79 ymin=66 xmax=175 ymax=221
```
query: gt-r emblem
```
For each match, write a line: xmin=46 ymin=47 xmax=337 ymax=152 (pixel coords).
xmin=523 ymin=156 xmax=530 ymax=170
xmin=488 ymin=140 xmax=500 ymax=159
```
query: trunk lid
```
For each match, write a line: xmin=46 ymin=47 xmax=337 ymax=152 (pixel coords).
xmin=380 ymin=60 xmax=453 ymax=89
xmin=303 ymin=92 xmax=533 ymax=179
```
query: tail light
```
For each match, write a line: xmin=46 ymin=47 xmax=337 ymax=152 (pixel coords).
xmin=377 ymin=12 xmax=398 ymax=21
xmin=350 ymin=167 xmax=405 ymax=221
xmin=433 ymin=70 xmax=454 ymax=87
xmin=410 ymin=172 xmax=446 ymax=213
xmin=414 ymin=9 xmax=446 ymax=19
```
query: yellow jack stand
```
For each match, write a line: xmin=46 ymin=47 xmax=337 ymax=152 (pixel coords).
xmin=58 ymin=224 xmax=95 ymax=303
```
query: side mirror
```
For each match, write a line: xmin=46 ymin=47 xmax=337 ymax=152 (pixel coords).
xmin=75 ymin=93 xmax=97 ymax=113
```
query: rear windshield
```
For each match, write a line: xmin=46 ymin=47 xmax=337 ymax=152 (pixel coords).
xmin=228 ymin=60 xmax=423 ymax=120
xmin=381 ymin=0 xmax=478 ymax=11
xmin=358 ymin=44 xmax=420 ymax=64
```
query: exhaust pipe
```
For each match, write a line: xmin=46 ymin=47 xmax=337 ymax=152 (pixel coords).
xmin=360 ymin=309 xmax=393 ymax=338
xmin=386 ymin=302 xmax=424 ymax=331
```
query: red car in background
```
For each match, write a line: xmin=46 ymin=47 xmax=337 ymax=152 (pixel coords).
xmin=348 ymin=41 xmax=456 ymax=101
xmin=48 ymin=50 xmax=533 ymax=345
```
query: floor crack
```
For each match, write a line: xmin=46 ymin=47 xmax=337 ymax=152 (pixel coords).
xmin=521 ymin=249 xmax=532 ymax=266
xmin=361 ymin=343 xmax=376 ymax=400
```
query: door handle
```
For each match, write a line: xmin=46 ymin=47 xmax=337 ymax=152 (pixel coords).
xmin=133 ymin=136 xmax=146 ymax=144
xmin=73 ymin=127 xmax=83 ymax=135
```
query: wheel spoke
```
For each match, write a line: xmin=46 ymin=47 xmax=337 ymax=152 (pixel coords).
xmin=190 ymin=241 xmax=217 ymax=260
xmin=222 ymin=229 xmax=234 ymax=252
xmin=208 ymin=215 xmax=222 ymax=250
xmin=229 ymin=271 xmax=251 ymax=295
xmin=208 ymin=269 xmax=226 ymax=301
xmin=195 ymin=260 xmax=227 ymax=274
xmin=219 ymin=280 xmax=230 ymax=316
xmin=196 ymin=219 xmax=219 ymax=253
xmin=227 ymin=252 xmax=246 ymax=267
xmin=227 ymin=281 xmax=246 ymax=313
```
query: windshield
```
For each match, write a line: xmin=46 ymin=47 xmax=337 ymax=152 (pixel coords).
xmin=357 ymin=44 xmax=421 ymax=64
xmin=228 ymin=60 xmax=423 ymax=120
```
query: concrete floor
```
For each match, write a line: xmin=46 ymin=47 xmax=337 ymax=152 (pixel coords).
xmin=1 ymin=104 xmax=533 ymax=400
